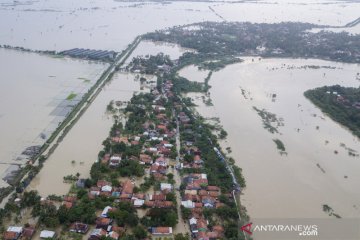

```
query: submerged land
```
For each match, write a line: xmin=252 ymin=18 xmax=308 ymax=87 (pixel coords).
xmin=0 ymin=3 xmax=360 ymax=240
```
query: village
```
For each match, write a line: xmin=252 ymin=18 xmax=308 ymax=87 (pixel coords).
xmin=2 ymin=53 xmax=246 ymax=240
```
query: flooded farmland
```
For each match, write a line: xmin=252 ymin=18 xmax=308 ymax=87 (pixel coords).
xmin=186 ymin=57 xmax=360 ymax=219
xmin=27 ymin=40 xmax=190 ymax=196
xmin=0 ymin=48 xmax=108 ymax=188
xmin=27 ymin=72 xmax=153 ymax=196
xmin=178 ymin=64 xmax=210 ymax=83
xmin=1 ymin=0 xmax=360 ymax=52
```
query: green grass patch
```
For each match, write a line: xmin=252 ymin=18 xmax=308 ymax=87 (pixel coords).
xmin=66 ymin=92 xmax=77 ymax=101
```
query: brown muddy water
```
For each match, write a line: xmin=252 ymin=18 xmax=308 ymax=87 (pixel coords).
xmin=178 ymin=64 xmax=210 ymax=83
xmin=0 ymin=48 xmax=108 ymax=188
xmin=28 ymin=72 xmax=153 ymax=196
xmin=1 ymin=0 xmax=360 ymax=52
xmin=185 ymin=57 xmax=360 ymax=219
xmin=27 ymin=40 xmax=190 ymax=197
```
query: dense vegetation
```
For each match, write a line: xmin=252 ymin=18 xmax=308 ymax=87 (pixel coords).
xmin=144 ymin=22 xmax=360 ymax=63
xmin=305 ymin=85 xmax=360 ymax=138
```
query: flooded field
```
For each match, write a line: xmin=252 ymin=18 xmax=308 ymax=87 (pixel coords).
xmin=1 ymin=0 xmax=360 ymax=52
xmin=125 ymin=40 xmax=195 ymax=64
xmin=0 ymin=48 xmax=108 ymax=188
xmin=186 ymin=58 xmax=360 ymax=218
xmin=27 ymin=72 xmax=153 ymax=196
xmin=178 ymin=64 xmax=210 ymax=83
xmin=27 ymin=39 xmax=189 ymax=197
xmin=213 ymin=0 xmax=360 ymax=26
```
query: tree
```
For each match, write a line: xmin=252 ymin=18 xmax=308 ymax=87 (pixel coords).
xmin=133 ymin=226 xmax=147 ymax=239
xmin=175 ymin=233 xmax=190 ymax=240
xmin=164 ymin=211 xmax=178 ymax=227
xmin=21 ymin=190 xmax=40 ymax=208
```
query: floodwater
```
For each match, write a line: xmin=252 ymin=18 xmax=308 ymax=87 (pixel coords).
xmin=27 ymin=72 xmax=153 ymax=196
xmin=213 ymin=0 xmax=360 ymax=26
xmin=1 ymin=0 xmax=360 ymax=52
xmin=125 ymin=40 xmax=195 ymax=64
xmin=27 ymin=39 xmax=191 ymax=197
xmin=178 ymin=64 xmax=210 ymax=83
xmin=186 ymin=58 xmax=360 ymax=219
xmin=0 ymin=48 xmax=108 ymax=188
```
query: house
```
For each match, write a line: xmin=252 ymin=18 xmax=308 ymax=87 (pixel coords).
xmin=157 ymin=125 xmax=167 ymax=132
xmin=22 ymin=226 xmax=35 ymax=239
xmin=160 ymin=183 xmax=172 ymax=192
xmin=150 ymin=165 xmax=167 ymax=175
xmin=197 ymin=231 xmax=209 ymax=240
xmin=69 ymin=222 xmax=89 ymax=234
xmin=202 ymin=196 xmax=216 ymax=208
xmin=90 ymin=187 xmax=101 ymax=196
xmin=109 ymin=156 xmax=121 ymax=167
xmin=208 ymin=191 xmax=220 ymax=198
xmin=107 ymin=231 xmax=119 ymax=239
xmin=198 ymin=190 xmax=208 ymax=197
xmin=207 ymin=231 xmax=220 ymax=239
xmin=101 ymin=185 xmax=112 ymax=192
xmin=184 ymin=194 xmax=200 ymax=202
xmin=40 ymin=230 xmax=56 ymax=239
xmin=4 ymin=226 xmax=22 ymax=240
xmin=97 ymin=180 xmax=111 ymax=188
xmin=189 ymin=217 xmax=198 ymax=233
xmin=111 ymin=137 xmax=129 ymax=145
xmin=133 ymin=199 xmax=145 ymax=208
xmin=139 ymin=154 xmax=152 ymax=165
xmin=64 ymin=195 xmax=77 ymax=203
xmin=101 ymin=206 xmax=113 ymax=218
xmin=181 ymin=200 xmax=195 ymax=209
xmin=112 ymin=187 xmax=121 ymax=198
xmin=133 ymin=193 xmax=145 ymax=200
xmin=96 ymin=217 xmax=112 ymax=230
xmin=111 ymin=226 xmax=125 ymax=236
xmin=206 ymin=186 xmax=220 ymax=192
xmin=122 ymin=180 xmax=134 ymax=194
xmin=193 ymin=155 xmax=203 ymax=164
xmin=4 ymin=231 xmax=18 ymax=240
xmin=88 ymin=228 xmax=107 ymax=240
xmin=154 ymin=157 xmax=167 ymax=167
xmin=151 ymin=227 xmax=173 ymax=236
xmin=197 ymin=219 xmax=208 ymax=232
xmin=148 ymin=193 xmax=166 ymax=201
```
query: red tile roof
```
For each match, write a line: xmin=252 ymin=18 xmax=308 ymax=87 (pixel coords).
xmin=4 ymin=232 xmax=17 ymax=240
xmin=122 ymin=180 xmax=134 ymax=194
xmin=206 ymin=186 xmax=220 ymax=192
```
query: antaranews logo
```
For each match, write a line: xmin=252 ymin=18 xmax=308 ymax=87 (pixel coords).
xmin=241 ymin=222 xmax=253 ymax=235
xmin=240 ymin=218 xmax=360 ymax=240
xmin=241 ymin=222 xmax=318 ymax=237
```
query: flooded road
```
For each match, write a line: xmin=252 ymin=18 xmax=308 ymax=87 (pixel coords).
xmin=0 ymin=48 xmax=108 ymax=188
xmin=186 ymin=58 xmax=360 ymax=218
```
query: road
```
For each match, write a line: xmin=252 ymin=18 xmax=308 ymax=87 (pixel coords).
xmin=0 ymin=36 xmax=142 ymax=208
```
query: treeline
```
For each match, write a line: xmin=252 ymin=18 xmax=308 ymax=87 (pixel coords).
xmin=305 ymin=85 xmax=360 ymax=138
xmin=144 ymin=22 xmax=360 ymax=63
